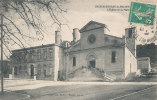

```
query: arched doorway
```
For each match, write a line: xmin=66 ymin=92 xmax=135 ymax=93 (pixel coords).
xmin=89 ymin=60 xmax=96 ymax=68
xmin=87 ymin=53 xmax=96 ymax=68
xmin=30 ymin=65 xmax=34 ymax=78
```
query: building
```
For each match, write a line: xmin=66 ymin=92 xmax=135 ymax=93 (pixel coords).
xmin=0 ymin=60 xmax=11 ymax=78
xmin=137 ymin=57 xmax=151 ymax=74
xmin=136 ymin=43 xmax=157 ymax=68
xmin=11 ymin=21 xmax=138 ymax=81
xmin=65 ymin=21 xmax=137 ymax=81
xmin=10 ymin=30 xmax=64 ymax=81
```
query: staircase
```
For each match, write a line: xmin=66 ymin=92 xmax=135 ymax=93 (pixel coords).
xmin=103 ymin=72 xmax=116 ymax=81
xmin=67 ymin=67 xmax=116 ymax=82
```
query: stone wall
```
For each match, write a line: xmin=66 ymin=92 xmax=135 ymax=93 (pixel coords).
xmin=11 ymin=44 xmax=56 ymax=80
xmin=137 ymin=57 xmax=151 ymax=74
xmin=67 ymin=47 xmax=124 ymax=79
xmin=137 ymin=43 xmax=157 ymax=67
xmin=124 ymin=47 xmax=137 ymax=78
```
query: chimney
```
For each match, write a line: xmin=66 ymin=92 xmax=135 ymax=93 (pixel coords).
xmin=72 ymin=28 xmax=80 ymax=42
xmin=55 ymin=30 xmax=62 ymax=45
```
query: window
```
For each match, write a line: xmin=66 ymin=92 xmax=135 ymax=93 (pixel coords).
xmin=49 ymin=48 xmax=53 ymax=58
xmin=73 ymin=57 xmax=76 ymax=66
xmin=32 ymin=50 xmax=36 ymax=60
xmin=21 ymin=52 xmax=25 ymax=62
xmin=88 ymin=34 xmax=96 ymax=44
xmin=22 ymin=53 xmax=25 ymax=62
xmin=49 ymin=64 xmax=53 ymax=75
xmin=43 ymin=48 xmax=47 ymax=59
xmin=37 ymin=49 xmax=41 ymax=60
xmin=14 ymin=66 xmax=18 ymax=75
xmin=37 ymin=64 xmax=41 ymax=75
xmin=23 ymin=50 xmax=28 ymax=62
xmin=43 ymin=64 xmax=47 ymax=76
xmin=111 ymin=51 xmax=116 ymax=63
xmin=128 ymin=29 xmax=132 ymax=38
xmin=17 ymin=52 xmax=22 ymax=62
xmin=30 ymin=50 xmax=35 ymax=61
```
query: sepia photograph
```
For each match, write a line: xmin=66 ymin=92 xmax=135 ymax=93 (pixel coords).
xmin=0 ymin=0 xmax=157 ymax=100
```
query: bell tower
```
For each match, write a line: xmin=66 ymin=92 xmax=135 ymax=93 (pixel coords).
xmin=125 ymin=27 xmax=136 ymax=56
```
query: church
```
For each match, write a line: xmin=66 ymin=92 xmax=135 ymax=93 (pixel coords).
xmin=10 ymin=21 xmax=137 ymax=81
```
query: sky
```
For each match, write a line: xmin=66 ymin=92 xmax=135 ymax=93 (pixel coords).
xmin=41 ymin=0 xmax=131 ymax=44
xmin=2 ymin=0 xmax=157 ymax=59
xmin=31 ymin=0 xmax=157 ymax=47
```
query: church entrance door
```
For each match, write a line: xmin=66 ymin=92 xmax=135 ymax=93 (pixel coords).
xmin=87 ymin=53 xmax=96 ymax=68
xmin=89 ymin=60 xmax=95 ymax=68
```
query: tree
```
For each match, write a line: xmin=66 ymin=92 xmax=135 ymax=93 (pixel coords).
xmin=0 ymin=0 xmax=68 ymax=94
xmin=0 ymin=0 xmax=68 ymax=57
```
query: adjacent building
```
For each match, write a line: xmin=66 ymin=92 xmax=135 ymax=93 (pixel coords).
xmin=11 ymin=21 xmax=138 ymax=81
xmin=137 ymin=57 xmax=151 ymax=74
xmin=0 ymin=60 xmax=11 ymax=78
xmin=136 ymin=43 xmax=157 ymax=68
xmin=10 ymin=31 xmax=65 ymax=81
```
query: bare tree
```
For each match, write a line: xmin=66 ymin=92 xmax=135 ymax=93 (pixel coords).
xmin=0 ymin=0 xmax=68 ymax=58
xmin=0 ymin=0 xmax=68 ymax=94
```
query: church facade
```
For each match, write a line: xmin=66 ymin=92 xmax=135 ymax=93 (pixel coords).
xmin=11 ymin=21 xmax=137 ymax=81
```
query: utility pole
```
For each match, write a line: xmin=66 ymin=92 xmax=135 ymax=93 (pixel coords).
xmin=1 ymin=14 xmax=3 ymax=94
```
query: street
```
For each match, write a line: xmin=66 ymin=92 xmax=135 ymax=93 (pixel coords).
xmin=0 ymin=79 xmax=156 ymax=100
xmin=23 ymin=84 xmax=157 ymax=100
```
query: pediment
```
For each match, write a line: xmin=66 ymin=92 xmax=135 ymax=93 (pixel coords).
xmin=80 ymin=21 xmax=106 ymax=33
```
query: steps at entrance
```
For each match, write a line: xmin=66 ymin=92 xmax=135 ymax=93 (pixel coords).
xmin=67 ymin=67 xmax=115 ymax=82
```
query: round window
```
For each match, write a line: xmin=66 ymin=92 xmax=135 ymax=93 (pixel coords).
xmin=88 ymin=34 xmax=96 ymax=44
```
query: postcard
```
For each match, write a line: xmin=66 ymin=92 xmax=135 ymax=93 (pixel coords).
xmin=0 ymin=0 xmax=157 ymax=100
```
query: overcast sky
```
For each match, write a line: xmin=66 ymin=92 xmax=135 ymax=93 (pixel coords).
xmin=7 ymin=0 xmax=157 ymax=50
xmin=1 ymin=0 xmax=156 ymax=59
xmin=31 ymin=0 xmax=156 ymax=46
